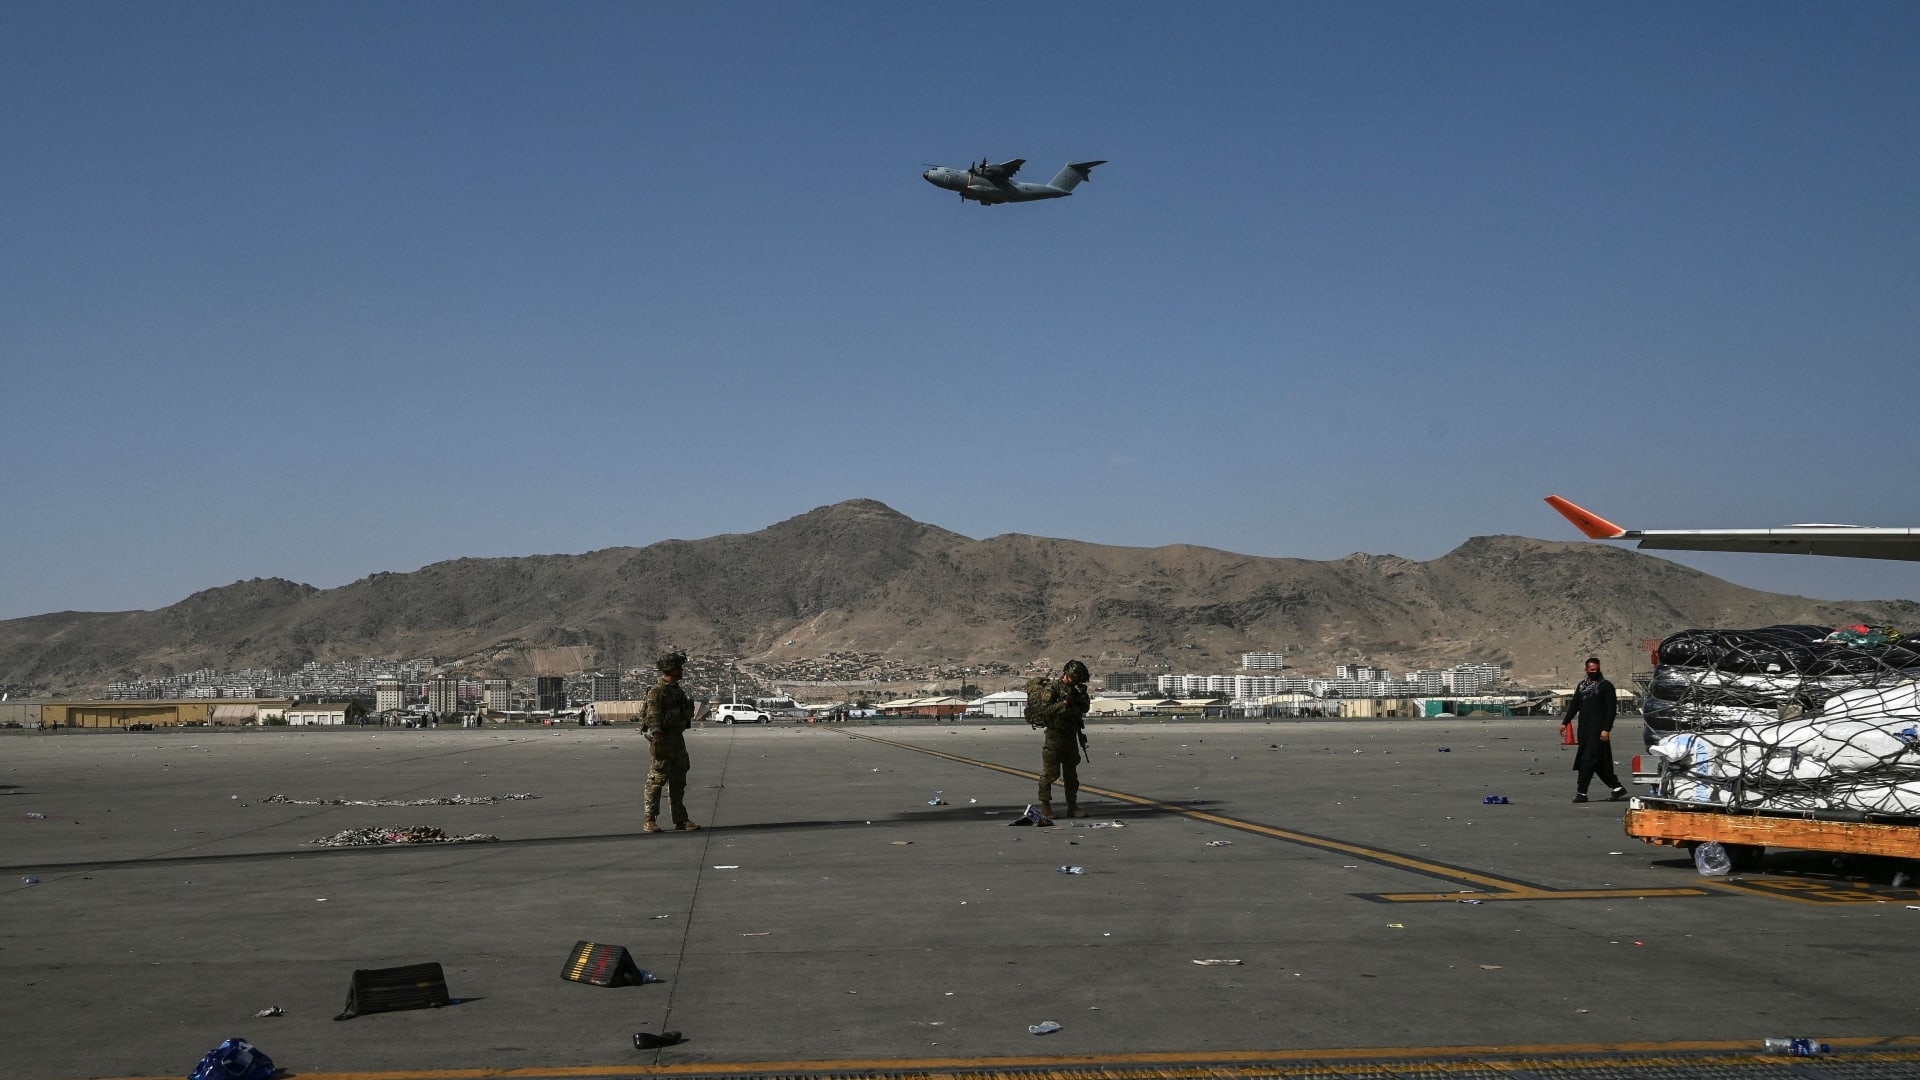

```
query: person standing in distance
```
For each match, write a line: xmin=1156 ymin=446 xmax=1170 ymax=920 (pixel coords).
xmin=1562 ymin=655 xmax=1627 ymax=803
xmin=643 ymin=651 xmax=699 ymax=832
xmin=1030 ymin=659 xmax=1092 ymax=818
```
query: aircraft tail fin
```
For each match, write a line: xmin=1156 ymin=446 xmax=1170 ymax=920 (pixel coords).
xmin=1048 ymin=160 xmax=1107 ymax=192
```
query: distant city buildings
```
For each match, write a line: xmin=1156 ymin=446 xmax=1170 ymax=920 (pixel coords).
xmin=1443 ymin=663 xmax=1504 ymax=694
xmin=590 ymin=672 xmax=622 ymax=702
xmin=1404 ymin=670 xmax=1447 ymax=694
xmin=426 ymin=677 xmax=458 ymax=715
xmin=484 ymin=679 xmax=512 ymax=713
xmin=87 ymin=652 xmax=1513 ymax=710
xmin=1156 ymin=661 xmax=1506 ymax=700
xmin=106 ymin=657 xmax=438 ymax=702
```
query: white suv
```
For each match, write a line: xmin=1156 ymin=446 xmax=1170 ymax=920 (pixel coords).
xmin=710 ymin=703 xmax=770 ymax=724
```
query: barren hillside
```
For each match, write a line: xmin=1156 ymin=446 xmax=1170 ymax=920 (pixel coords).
xmin=3 ymin=499 xmax=1915 ymax=694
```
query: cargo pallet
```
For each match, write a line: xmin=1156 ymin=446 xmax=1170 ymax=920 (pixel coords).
xmin=1625 ymin=796 xmax=1920 ymax=869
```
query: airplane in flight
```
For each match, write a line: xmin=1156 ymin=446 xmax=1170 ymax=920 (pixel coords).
xmin=1545 ymin=494 xmax=1920 ymax=562
xmin=922 ymin=157 xmax=1106 ymax=205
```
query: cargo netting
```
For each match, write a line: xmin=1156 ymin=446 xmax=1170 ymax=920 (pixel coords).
xmin=1646 ymin=624 xmax=1920 ymax=816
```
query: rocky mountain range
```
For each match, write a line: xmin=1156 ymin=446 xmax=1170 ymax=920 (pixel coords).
xmin=5 ymin=498 xmax=1917 ymax=695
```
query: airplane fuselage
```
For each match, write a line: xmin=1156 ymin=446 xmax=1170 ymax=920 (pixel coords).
xmin=922 ymin=160 xmax=1104 ymax=206
xmin=921 ymin=166 xmax=1073 ymax=204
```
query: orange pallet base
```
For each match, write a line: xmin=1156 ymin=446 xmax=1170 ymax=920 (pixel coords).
xmin=1626 ymin=802 xmax=1920 ymax=859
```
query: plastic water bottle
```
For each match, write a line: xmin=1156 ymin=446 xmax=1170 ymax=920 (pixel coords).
xmin=1693 ymin=841 xmax=1732 ymax=877
xmin=1057 ymin=865 xmax=1085 ymax=875
xmin=1763 ymin=1037 xmax=1829 ymax=1056
xmin=1028 ymin=1020 xmax=1062 ymax=1035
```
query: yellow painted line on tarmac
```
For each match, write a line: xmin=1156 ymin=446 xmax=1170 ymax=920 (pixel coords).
xmin=106 ymin=1035 xmax=1920 ymax=1080
xmin=1707 ymin=875 xmax=1920 ymax=905
xmin=842 ymin=730 xmax=1716 ymax=903
xmin=1371 ymin=887 xmax=1714 ymax=902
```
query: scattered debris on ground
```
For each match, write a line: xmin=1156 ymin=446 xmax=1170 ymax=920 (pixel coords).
xmin=268 ymin=793 xmax=538 ymax=807
xmin=308 ymin=826 xmax=499 ymax=847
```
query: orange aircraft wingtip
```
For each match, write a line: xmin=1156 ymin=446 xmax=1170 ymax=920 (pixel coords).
xmin=1544 ymin=495 xmax=1627 ymax=540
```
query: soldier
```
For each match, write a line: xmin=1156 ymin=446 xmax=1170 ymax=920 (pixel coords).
xmin=642 ymin=651 xmax=699 ymax=833
xmin=1030 ymin=659 xmax=1092 ymax=818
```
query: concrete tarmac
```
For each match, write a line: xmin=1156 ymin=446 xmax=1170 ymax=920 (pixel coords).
xmin=3 ymin=717 xmax=1918 ymax=1079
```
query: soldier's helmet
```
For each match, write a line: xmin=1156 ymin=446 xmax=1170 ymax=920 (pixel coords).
xmin=657 ymin=651 xmax=687 ymax=673
xmin=1063 ymin=659 xmax=1089 ymax=683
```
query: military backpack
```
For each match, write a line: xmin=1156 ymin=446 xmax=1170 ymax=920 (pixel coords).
xmin=1023 ymin=675 xmax=1058 ymax=728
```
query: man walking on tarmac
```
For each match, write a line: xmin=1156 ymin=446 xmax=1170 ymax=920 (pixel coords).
xmin=643 ymin=651 xmax=699 ymax=832
xmin=1562 ymin=656 xmax=1627 ymax=804
xmin=1029 ymin=659 xmax=1092 ymax=818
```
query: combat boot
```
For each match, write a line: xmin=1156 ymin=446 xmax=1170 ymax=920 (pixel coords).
xmin=1039 ymin=802 xmax=1055 ymax=820
xmin=677 ymin=820 xmax=700 ymax=831
xmin=643 ymin=817 xmax=661 ymax=833
xmin=1066 ymin=804 xmax=1088 ymax=818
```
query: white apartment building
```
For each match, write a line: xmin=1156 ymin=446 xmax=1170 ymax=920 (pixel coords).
xmin=375 ymin=678 xmax=403 ymax=713
xmin=1403 ymin=670 xmax=1447 ymax=694
xmin=426 ymin=677 xmax=459 ymax=715
xmin=1233 ymin=674 xmax=1292 ymax=697
xmin=1241 ymin=652 xmax=1286 ymax=670
xmin=1444 ymin=664 xmax=1504 ymax=693
xmin=1331 ymin=678 xmax=1414 ymax=698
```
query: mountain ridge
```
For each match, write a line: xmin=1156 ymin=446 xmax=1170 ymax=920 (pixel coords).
xmin=4 ymin=499 xmax=1916 ymax=693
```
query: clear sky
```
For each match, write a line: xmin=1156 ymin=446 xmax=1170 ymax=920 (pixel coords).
xmin=5 ymin=2 xmax=1919 ymax=622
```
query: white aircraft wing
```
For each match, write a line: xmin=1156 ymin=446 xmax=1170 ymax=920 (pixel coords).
xmin=1545 ymin=495 xmax=1920 ymax=562
xmin=990 ymin=158 xmax=1025 ymax=179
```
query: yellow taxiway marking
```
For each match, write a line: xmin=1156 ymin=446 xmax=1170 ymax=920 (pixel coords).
xmin=118 ymin=1035 xmax=1920 ymax=1080
xmin=842 ymin=730 xmax=1715 ymax=903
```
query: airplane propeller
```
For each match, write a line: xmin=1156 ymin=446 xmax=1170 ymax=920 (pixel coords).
xmin=964 ymin=154 xmax=991 ymax=205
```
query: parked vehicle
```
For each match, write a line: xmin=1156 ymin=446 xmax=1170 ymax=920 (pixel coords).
xmin=711 ymin=703 xmax=770 ymax=724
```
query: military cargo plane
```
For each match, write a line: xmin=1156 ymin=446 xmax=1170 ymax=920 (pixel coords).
xmin=922 ymin=157 xmax=1106 ymax=205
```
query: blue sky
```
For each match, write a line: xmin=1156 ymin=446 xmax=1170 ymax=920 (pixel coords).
xmin=4 ymin=2 xmax=1919 ymax=621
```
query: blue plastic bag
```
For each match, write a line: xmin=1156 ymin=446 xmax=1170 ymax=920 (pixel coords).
xmin=188 ymin=1037 xmax=275 ymax=1080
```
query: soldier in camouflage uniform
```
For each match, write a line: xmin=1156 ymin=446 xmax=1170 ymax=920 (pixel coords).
xmin=1030 ymin=659 xmax=1092 ymax=818
xmin=642 ymin=651 xmax=699 ymax=833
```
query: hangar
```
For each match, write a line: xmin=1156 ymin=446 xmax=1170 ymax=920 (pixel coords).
xmin=0 ymin=699 xmax=295 ymax=729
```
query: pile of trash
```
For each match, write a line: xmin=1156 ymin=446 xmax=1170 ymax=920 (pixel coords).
xmin=267 ymin=793 xmax=538 ymax=806
xmin=309 ymin=826 xmax=500 ymax=847
xmin=1647 ymin=624 xmax=1920 ymax=816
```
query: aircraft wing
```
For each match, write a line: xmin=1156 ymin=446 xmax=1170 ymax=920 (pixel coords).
xmin=988 ymin=158 xmax=1025 ymax=180
xmin=1545 ymin=495 xmax=1920 ymax=562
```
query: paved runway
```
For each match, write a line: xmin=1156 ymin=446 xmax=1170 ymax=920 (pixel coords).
xmin=3 ymin=718 xmax=1917 ymax=1079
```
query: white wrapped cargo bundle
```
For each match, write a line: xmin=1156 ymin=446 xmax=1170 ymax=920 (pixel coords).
xmin=1821 ymin=679 xmax=1920 ymax=723
xmin=1652 ymin=716 xmax=1920 ymax=813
